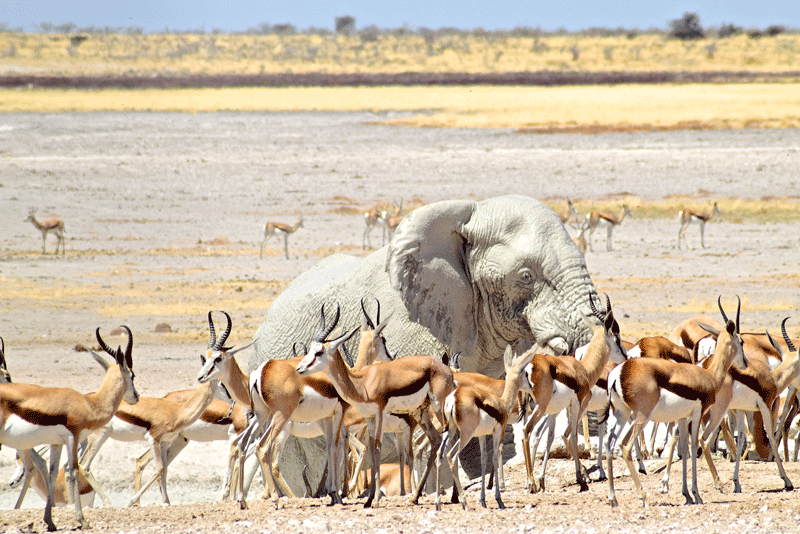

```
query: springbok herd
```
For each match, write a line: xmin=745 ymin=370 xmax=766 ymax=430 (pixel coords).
xmin=2 ymin=291 xmax=800 ymax=531
xmin=27 ymin=197 xmax=721 ymax=258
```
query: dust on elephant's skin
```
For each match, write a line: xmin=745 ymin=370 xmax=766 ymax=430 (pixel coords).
xmin=250 ymin=195 xmax=599 ymax=496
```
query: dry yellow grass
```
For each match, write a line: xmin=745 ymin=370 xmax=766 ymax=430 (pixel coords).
xmin=2 ymin=82 xmax=799 ymax=130
xmin=1 ymin=32 xmax=799 ymax=76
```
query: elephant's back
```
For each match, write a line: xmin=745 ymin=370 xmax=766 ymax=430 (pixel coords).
xmin=251 ymin=251 xmax=390 ymax=371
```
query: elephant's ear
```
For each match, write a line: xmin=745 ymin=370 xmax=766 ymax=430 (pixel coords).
xmin=386 ymin=199 xmax=478 ymax=347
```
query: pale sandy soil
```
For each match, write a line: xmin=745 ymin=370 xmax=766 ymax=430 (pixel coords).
xmin=0 ymin=112 xmax=799 ymax=532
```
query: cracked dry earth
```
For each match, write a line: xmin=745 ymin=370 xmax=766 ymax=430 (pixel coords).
xmin=1 ymin=112 xmax=800 ymax=532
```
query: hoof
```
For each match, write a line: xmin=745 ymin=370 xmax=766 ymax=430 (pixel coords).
xmin=239 ymin=500 xmax=248 ymax=510
xmin=785 ymin=484 xmax=794 ymax=492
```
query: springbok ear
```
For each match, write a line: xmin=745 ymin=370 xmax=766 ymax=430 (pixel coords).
xmin=765 ymin=330 xmax=783 ymax=357
xmin=228 ymin=340 xmax=255 ymax=356
xmin=579 ymin=311 xmax=599 ymax=332
xmin=513 ymin=349 xmax=535 ymax=371
xmin=503 ymin=344 xmax=515 ymax=369
xmin=386 ymin=199 xmax=478 ymax=347
xmin=697 ymin=322 xmax=720 ymax=338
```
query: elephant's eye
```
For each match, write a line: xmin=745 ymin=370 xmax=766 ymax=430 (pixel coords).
xmin=519 ymin=269 xmax=533 ymax=284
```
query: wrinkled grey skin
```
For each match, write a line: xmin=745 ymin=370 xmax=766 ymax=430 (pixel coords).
xmin=250 ymin=195 xmax=598 ymax=496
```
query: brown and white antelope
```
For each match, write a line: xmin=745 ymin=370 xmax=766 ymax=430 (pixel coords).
xmin=260 ymin=215 xmax=303 ymax=259
xmin=436 ymin=345 xmax=534 ymax=510
xmin=0 ymin=326 xmax=138 ymax=531
xmin=583 ymin=204 xmax=631 ymax=252
xmin=363 ymin=204 xmax=388 ymax=249
xmin=81 ymin=354 xmax=220 ymax=506
xmin=385 ymin=198 xmax=404 ymax=242
xmin=10 ymin=447 xmax=96 ymax=510
xmin=605 ymin=296 xmax=744 ymax=507
xmin=295 ymin=303 xmax=456 ymax=508
xmin=132 ymin=389 xmax=249 ymax=502
xmin=678 ymin=202 xmax=720 ymax=249
xmin=522 ymin=295 xmax=626 ymax=493
xmin=196 ymin=310 xmax=350 ymax=507
xmin=25 ymin=208 xmax=65 ymax=255
xmin=559 ymin=199 xmax=579 ymax=225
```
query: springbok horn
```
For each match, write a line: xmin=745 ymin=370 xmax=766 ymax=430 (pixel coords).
xmin=95 ymin=327 xmax=116 ymax=357
xmin=216 ymin=311 xmax=233 ymax=350
xmin=314 ymin=305 xmax=327 ymax=343
xmin=589 ymin=294 xmax=601 ymax=319
xmin=320 ymin=304 xmax=340 ymax=342
xmin=605 ymin=293 xmax=612 ymax=317
xmin=718 ymin=295 xmax=729 ymax=325
xmin=375 ymin=297 xmax=381 ymax=326
xmin=361 ymin=298 xmax=375 ymax=330
xmin=122 ymin=325 xmax=133 ymax=369
xmin=292 ymin=342 xmax=308 ymax=358
xmin=207 ymin=311 xmax=217 ymax=349
xmin=782 ymin=317 xmax=796 ymax=353
xmin=735 ymin=294 xmax=741 ymax=333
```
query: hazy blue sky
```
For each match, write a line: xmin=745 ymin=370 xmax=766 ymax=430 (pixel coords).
xmin=1 ymin=1 xmax=798 ymax=33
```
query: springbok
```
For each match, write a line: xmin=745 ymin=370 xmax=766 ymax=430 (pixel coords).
xmin=0 ymin=326 xmax=139 ymax=531
xmin=25 ymin=208 xmax=65 ymax=255
xmin=605 ymin=296 xmax=744 ymax=507
xmin=436 ymin=345 xmax=534 ymax=510
xmin=678 ymin=202 xmax=720 ymax=249
xmin=260 ymin=215 xmax=303 ymax=259
xmin=295 ymin=303 xmax=456 ymax=508
xmin=583 ymin=204 xmax=631 ymax=252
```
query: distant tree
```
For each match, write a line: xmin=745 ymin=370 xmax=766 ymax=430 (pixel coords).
xmin=766 ymin=25 xmax=786 ymax=36
xmin=669 ymin=12 xmax=704 ymax=40
xmin=55 ymin=21 xmax=77 ymax=33
xmin=38 ymin=21 xmax=54 ymax=33
xmin=272 ymin=23 xmax=296 ymax=34
xmin=335 ymin=16 xmax=356 ymax=35
xmin=718 ymin=23 xmax=742 ymax=38
xmin=359 ymin=25 xmax=381 ymax=43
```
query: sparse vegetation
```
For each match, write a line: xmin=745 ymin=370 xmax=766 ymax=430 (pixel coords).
xmin=0 ymin=27 xmax=798 ymax=78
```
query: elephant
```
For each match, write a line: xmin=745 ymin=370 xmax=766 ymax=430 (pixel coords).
xmin=249 ymin=194 xmax=599 ymax=497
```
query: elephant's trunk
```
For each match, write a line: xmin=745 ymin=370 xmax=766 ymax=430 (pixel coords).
xmin=525 ymin=280 xmax=596 ymax=356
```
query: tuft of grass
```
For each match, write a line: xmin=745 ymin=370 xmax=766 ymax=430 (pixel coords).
xmin=548 ymin=196 xmax=800 ymax=224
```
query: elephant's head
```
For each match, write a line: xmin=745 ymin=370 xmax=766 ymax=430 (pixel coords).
xmin=386 ymin=195 xmax=597 ymax=376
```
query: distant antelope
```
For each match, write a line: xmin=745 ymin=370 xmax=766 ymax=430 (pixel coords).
xmin=260 ymin=216 xmax=303 ymax=260
xmin=678 ymin=202 xmax=720 ymax=249
xmin=559 ymin=199 xmax=579 ymax=226
xmin=25 ymin=208 xmax=65 ymax=255
xmin=385 ymin=198 xmax=404 ymax=242
xmin=583 ymin=204 xmax=631 ymax=252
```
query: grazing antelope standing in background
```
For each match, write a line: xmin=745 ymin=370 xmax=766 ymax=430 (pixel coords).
xmin=384 ymin=198 xmax=404 ymax=242
xmin=363 ymin=204 xmax=388 ymax=249
xmin=583 ymin=204 xmax=631 ymax=252
xmin=678 ymin=202 xmax=720 ymax=249
xmin=260 ymin=215 xmax=303 ymax=259
xmin=0 ymin=326 xmax=139 ymax=531
xmin=559 ymin=199 xmax=579 ymax=225
xmin=25 ymin=208 xmax=65 ymax=255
